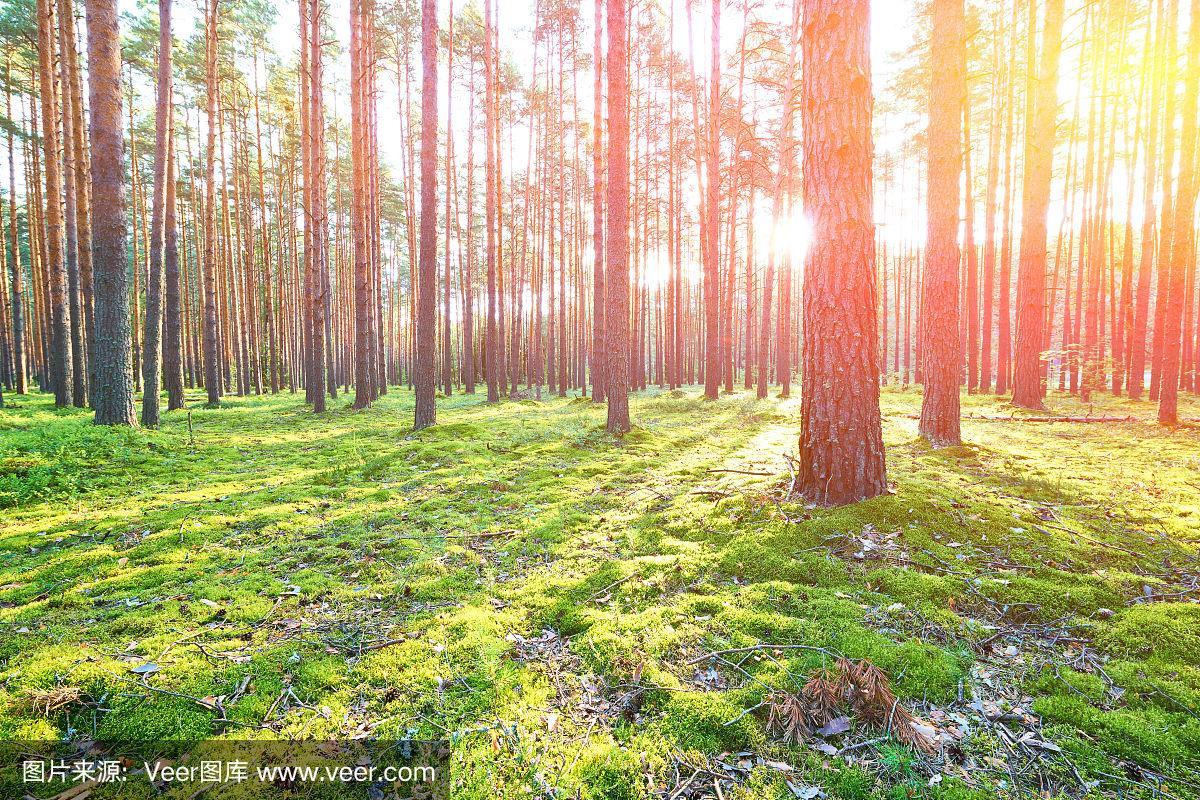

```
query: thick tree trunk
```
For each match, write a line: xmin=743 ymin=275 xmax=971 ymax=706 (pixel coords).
xmin=1011 ymin=0 xmax=1066 ymax=408
xmin=604 ymin=0 xmax=630 ymax=434
xmin=413 ymin=0 xmax=438 ymax=428
xmin=795 ymin=0 xmax=887 ymax=506
xmin=86 ymin=0 xmax=135 ymax=425
xmin=918 ymin=0 xmax=964 ymax=446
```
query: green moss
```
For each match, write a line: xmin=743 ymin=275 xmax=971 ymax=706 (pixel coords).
xmin=1096 ymin=603 xmax=1200 ymax=665
xmin=2 ymin=386 xmax=1199 ymax=797
xmin=1033 ymin=694 xmax=1200 ymax=771
xmin=574 ymin=742 xmax=648 ymax=800
xmin=719 ymin=536 xmax=848 ymax=587
xmin=649 ymin=691 xmax=762 ymax=753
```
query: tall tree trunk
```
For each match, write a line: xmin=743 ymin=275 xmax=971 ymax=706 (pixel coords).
xmin=201 ymin=0 xmax=221 ymax=406
xmin=1011 ymin=0 xmax=1066 ymax=408
xmin=5 ymin=64 xmax=25 ymax=395
xmin=37 ymin=0 xmax=73 ymax=406
xmin=591 ymin=0 xmax=606 ymax=402
xmin=795 ymin=0 xmax=887 ymax=506
xmin=164 ymin=108 xmax=183 ymax=410
xmin=57 ymin=0 xmax=86 ymax=407
xmin=142 ymin=0 xmax=172 ymax=426
xmin=306 ymin=0 xmax=329 ymax=412
xmin=86 ymin=0 xmax=134 ymax=425
xmin=758 ymin=0 xmax=799 ymax=400
xmin=1157 ymin=0 xmax=1200 ymax=425
xmin=483 ymin=0 xmax=500 ymax=404
xmin=413 ymin=0 xmax=438 ymax=428
xmin=702 ymin=0 xmax=721 ymax=400
xmin=604 ymin=0 xmax=630 ymax=433
xmin=352 ymin=0 xmax=377 ymax=408
xmin=918 ymin=0 xmax=964 ymax=446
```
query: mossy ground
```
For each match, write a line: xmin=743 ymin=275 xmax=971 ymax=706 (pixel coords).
xmin=1 ymin=385 xmax=1198 ymax=799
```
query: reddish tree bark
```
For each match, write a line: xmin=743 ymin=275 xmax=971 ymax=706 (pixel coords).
xmin=414 ymin=0 xmax=439 ymax=427
xmin=591 ymin=0 xmax=606 ymax=403
xmin=605 ymin=0 xmax=630 ymax=434
xmin=1158 ymin=0 xmax=1200 ymax=425
xmin=142 ymin=0 xmax=173 ymax=427
xmin=795 ymin=0 xmax=887 ymax=506
xmin=1011 ymin=0 xmax=1066 ymax=408
xmin=86 ymin=0 xmax=135 ymax=425
xmin=36 ymin=0 xmax=72 ymax=407
xmin=918 ymin=0 xmax=964 ymax=446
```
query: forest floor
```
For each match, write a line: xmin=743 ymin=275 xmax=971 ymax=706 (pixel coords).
xmin=1 ymin=384 xmax=1199 ymax=799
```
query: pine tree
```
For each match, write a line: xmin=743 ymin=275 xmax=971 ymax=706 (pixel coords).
xmin=918 ymin=0 xmax=964 ymax=446
xmin=795 ymin=0 xmax=887 ymax=505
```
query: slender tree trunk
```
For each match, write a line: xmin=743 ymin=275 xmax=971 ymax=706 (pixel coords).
xmin=142 ymin=0 xmax=172 ymax=426
xmin=604 ymin=0 xmax=630 ymax=433
xmin=1012 ymin=0 xmax=1065 ymax=408
xmin=5 ymin=64 xmax=24 ymax=395
xmin=591 ymin=0 xmax=606 ymax=402
xmin=795 ymin=0 xmax=887 ymax=505
xmin=1158 ymin=0 xmax=1200 ymax=425
xmin=1129 ymin=0 xmax=1166 ymax=400
xmin=57 ymin=0 xmax=86 ymax=407
xmin=759 ymin=0 xmax=799 ymax=400
xmin=483 ymin=0 xmax=500 ymax=405
xmin=37 ymin=0 xmax=73 ymax=406
xmin=201 ymin=0 xmax=221 ymax=406
xmin=352 ymin=0 xmax=377 ymax=409
xmin=702 ymin=0 xmax=721 ymax=399
xmin=918 ymin=0 xmax=964 ymax=445
xmin=414 ymin=0 xmax=439 ymax=428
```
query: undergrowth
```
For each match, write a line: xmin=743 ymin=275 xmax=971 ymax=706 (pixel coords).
xmin=1 ymin=385 xmax=1198 ymax=799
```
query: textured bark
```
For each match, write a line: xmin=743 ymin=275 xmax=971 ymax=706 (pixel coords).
xmin=5 ymin=68 xmax=24 ymax=395
xmin=201 ymin=0 xmax=221 ymax=406
xmin=1157 ymin=0 xmax=1200 ymax=425
xmin=57 ymin=0 xmax=86 ymax=407
xmin=142 ymin=0 xmax=172 ymax=427
xmin=918 ymin=0 xmax=963 ymax=446
xmin=352 ymin=0 xmax=377 ymax=409
xmin=36 ymin=0 xmax=73 ymax=407
xmin=86 ymin=0 xmax=135 ymax=425
xmin=1011 ymin=0 xmax=1065 ymax=408
xmin=702 ymin=0 xmax=721 ymax=400
xmin=604 ymin=0 xmax=630 ymax=434
xmin=413 ymin=0 xmax=438 ymax=429
xmin=306 ymin=0 xmax=329 ymax=412
xmin=164 ymin=113 xmax=184 ymax=411
xmin=442 ymin=1 xmax=454 ymax=398
xmin=795 ymin=0 xmax=887 ymax=506
xmin=591 ymin=0 xmax=606 ymax=403
xmin=483 ymin=0 xmax=499 ymax=405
